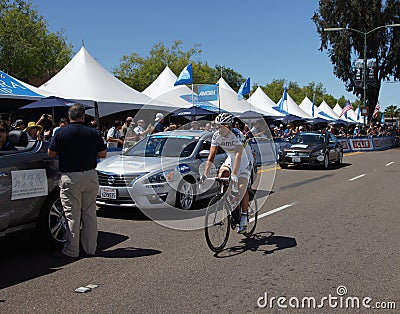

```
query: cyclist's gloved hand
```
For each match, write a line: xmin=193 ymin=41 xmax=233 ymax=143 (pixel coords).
xmin=231 ymin=175 xmax=239 ymax=195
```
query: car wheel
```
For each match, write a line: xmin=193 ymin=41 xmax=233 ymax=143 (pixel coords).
xmin=176 ymin=178 xmax=196 ymax=210
xmin=279 ymin=163 xmax=288 ymax=169
xmin=335 ymin=151 xmax=343 ymax=164
xmin=37 ymin=189 xmax=67 ymax=247
xmin=322 ymin=153 xmax=329 ymax=169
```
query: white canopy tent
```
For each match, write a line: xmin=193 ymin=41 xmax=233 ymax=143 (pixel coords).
xmin=39 ymin=46 xmax=172 ymax=117
xmin=209 ymin=77 xmax=254 ymax=114
xmin=333 ymin=103 xmax=358 ymax=123
xmin=276 ymin=92 xmax=313 ymax=119
xmin=247 ymin=87 xmax=285 ymax=117
xmin=142 ymin=66 xmax=194 ymax=112
xmin=299 ymin=96 xmax=335 ymax=121
xmin=318 ymin=100 xmax=352 ymax=123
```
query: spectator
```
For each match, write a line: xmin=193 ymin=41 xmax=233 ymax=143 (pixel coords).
xmin=37 ymin=114 xmax=56 ymax=141
xmin=242 ymin=124 xmax=254 ymax=139
xmin=0 ymin=113 xmax=12 ymax=127
xmin=52 ymin=118 xmax=69 ymax=137
xmin=0 ymin=120 xmax=14 ymax=151
xmin=106 ymin=120 xmax=124 ymax=148
xmin=190 ymin=121 xmax=200 ymax=130
xmin=121 ymin=116 xmax=134 ymax=139
xmin=204 ymin=122 xmax=212 ymax=132
xmin=48 ymin=104 xmax=107 ymax=258
xmin=133 ymin=119 xmax=151 ymax=139
xmin=152 ymin=113 xmax=169 ymax=134
xmin=12 ymin=119 xmax=26 ymax=130
xmin=24 ymin=122 xmax=43 ymax=141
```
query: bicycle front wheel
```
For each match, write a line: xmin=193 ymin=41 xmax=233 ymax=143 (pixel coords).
xmin=243 ymin=188 xmax=258 ymax=237
xmin=204 ymin=195 xmax=230 ymax=253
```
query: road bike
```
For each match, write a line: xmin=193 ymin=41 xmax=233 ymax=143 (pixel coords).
xmin=204 ymin=177 xmax=258 ymax=253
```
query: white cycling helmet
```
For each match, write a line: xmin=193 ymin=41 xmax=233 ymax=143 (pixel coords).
xmin=214 ymin=113 xmax=233 ymax=125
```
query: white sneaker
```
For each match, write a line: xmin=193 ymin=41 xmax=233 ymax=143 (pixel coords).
xmin=237 ymin=215 xmax=248 ymax=234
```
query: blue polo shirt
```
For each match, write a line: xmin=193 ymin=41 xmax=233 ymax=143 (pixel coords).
xmin=49 ymin=122 xmax=106 ymax=173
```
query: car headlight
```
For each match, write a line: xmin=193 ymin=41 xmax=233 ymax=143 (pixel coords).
xmin=311 ymin=149 xmax=324 ymax=156
xmin=148 ymin=171 xmax=175 ymax=183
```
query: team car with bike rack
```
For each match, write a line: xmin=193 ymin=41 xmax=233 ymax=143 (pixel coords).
xmin=96 ymin=130 xmax=258 ymax=211
xmin=278 ymin=132 xmax=343 ymax=169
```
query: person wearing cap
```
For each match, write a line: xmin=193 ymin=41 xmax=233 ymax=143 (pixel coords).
xmin=152 ymin=113 xmax=170 ymax=134
xmin=24 ymin=122 xmax=43 ymax=141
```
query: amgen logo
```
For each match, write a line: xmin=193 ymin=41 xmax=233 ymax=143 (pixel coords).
xmin=199 ymin=90 xmax=216 ymax=96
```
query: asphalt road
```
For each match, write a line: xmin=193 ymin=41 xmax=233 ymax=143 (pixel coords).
xmin=1 ymin=148 xmax=399 ymax=313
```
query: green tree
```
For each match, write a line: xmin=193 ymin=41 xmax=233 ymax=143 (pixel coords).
xmin=0 ymin=0 xmax=72 ymax=84
xmin=114 ymin=41 xmax=245 ymax=92
xmin=384 ymin=104 xmax=399 ymax=125
xmin=312 ymin=0 xmax=400 ymax=122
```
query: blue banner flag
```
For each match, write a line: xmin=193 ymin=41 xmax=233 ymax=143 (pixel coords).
xmin=380 ymin=112 xmax=385 ymax=124
xmin=278 ymin=87 xmax=287 ymax=111
xmin=0 ymin=70 xmax=42 ymax=97
xmin=238 ymin=77 xmax=250 ymax=100
xmin=174 ymin=63 xmax=193 ymax=86
xmin=198 ymin=84 xmax=218 ymax=101
xmin=357 ymin=103 xmax=360 ymax=121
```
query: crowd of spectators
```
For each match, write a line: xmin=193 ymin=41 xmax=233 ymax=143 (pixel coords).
xmin=1 ymin=110 xmax=399 ymax=152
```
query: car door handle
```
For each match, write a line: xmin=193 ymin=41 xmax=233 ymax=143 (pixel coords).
xmin=0 ymin=172 xmax=7 ymax=177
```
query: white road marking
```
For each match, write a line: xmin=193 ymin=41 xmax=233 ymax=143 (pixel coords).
xmin=349 ymin=174 xmax=367 ymax=181
xmin=252 ymin=203 xmax=295 ymax=222
xmin=385 ymin=162 xmax=394 ymax=166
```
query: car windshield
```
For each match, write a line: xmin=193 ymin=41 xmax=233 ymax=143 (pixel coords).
xmin=125 ymin=135 xmax=198 ymax=157
xmin=290 ymin=134 xmax=325 ymax=144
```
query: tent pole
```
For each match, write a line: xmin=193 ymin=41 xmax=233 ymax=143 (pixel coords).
xmin=94 ymin=101 xmax=100 ymax=130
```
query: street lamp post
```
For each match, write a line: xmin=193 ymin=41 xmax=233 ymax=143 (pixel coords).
xmin=324 ymin=24 xmax=400 ymax=123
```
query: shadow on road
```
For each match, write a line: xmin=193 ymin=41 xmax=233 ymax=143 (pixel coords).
xmin=214 ymin=231 xmax=297 ymax=258
xmin=281 ymin=162 xmax=351 ymax=171
xmin=0 ymin=231 xmax=161 ymax=289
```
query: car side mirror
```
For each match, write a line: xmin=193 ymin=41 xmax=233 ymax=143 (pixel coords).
xmin=198 ymin=149 xmax=210 ymax=159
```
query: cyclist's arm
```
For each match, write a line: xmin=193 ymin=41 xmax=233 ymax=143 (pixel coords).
xmin=204 ymin=145 xmax=218 ymax=176
xmin=232 ymin=144 xmax=243 ymax=176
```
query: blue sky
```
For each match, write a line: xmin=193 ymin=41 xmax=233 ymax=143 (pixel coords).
xmin=32 ymin=0 xmax=399 ymax=110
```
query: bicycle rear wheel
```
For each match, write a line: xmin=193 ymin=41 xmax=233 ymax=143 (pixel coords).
xmin=243 ymin=188 xmax=258 ymax=237
xmin=204 ymin=195 xmax=230 ymax=253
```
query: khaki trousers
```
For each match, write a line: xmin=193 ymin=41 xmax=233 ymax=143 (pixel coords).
xmin=59 ymin=169 xmax=98 ymax=257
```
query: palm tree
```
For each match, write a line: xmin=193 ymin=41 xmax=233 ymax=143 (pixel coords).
xmin=384 ymin=105 xmax=399 ymax=125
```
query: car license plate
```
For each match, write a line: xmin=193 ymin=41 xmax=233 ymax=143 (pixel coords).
xmin=292 ymin=157 xmax=301 ymax=163
xmin=100 ymin=188 xmax=117 ymax=199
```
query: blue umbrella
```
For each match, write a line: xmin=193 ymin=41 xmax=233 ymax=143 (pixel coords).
xmin=19 ymin=96 xmax=93 ymax=109
xmin=171 ymin=106 xmax=218 ymax=117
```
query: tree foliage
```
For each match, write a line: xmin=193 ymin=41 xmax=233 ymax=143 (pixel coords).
xmin=0 ymin=0 xmax=73 ymax=84
xmin=384 ymin=104 xmax=399 ymax=124
xmin=312 ymin=0 xmax=400 ymax=121
xmin=113 ymin=41 xmax=246 ymax=92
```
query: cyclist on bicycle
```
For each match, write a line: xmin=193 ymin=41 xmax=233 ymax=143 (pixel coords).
xmin=202 ymin=112 xmax=254 ymax=234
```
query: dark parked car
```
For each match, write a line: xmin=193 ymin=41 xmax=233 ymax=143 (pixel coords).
xmin=0 ymin=130 xmax=66 ymax=246
xmin=278 ymin=132 xmax=343 ymax=169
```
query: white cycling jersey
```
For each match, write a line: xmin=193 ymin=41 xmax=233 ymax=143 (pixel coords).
xmin=211 ymin=128 xmax=254 ymax=179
